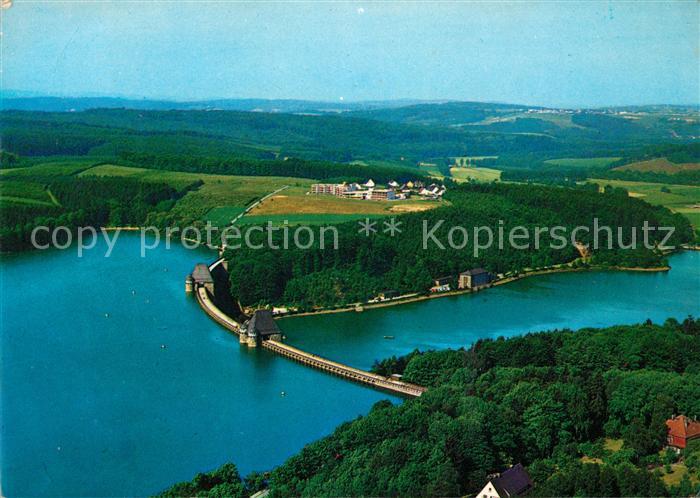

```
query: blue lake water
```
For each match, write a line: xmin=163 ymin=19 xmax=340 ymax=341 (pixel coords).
xmin=0 ymin=235 xmax=395 ymax=497
xmin=1 ymin=234 xmax=698 ymax=496
xmin=281 ymin=251 xmax=700 ymax=370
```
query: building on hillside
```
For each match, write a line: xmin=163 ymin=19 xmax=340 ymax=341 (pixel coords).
xmin=459 ymin=268 xmax=493 ymax=290
xmin=340 ymin=189 xmax=370 ymax=200
xmin=244 ymin=310 xmax=283 ymax=347
xmin=191 ymin=263 xmax=214 ymax=294
xmin=477 ymin=464 xmax=532 ymax=498
xmin=666 ymin=415 xmax=700 ymax=450
xmin=417 ymin=184 xmax=445 ymax=199
xmin=364 ymin=179 xmax=376 ymax=188
xmin=377 ymin=290 xmax=400 ymax=300
xmin=311 ymin=183 xmax=332 ymax=195
xmin=370 ymin=189 xmax=396 ymax=201
xmin=311 ymin=183 xmax=347 ymax=196
xmin=430 ymin=276 xmax=452 ymax=293
xmin=388 ymin=180 xmax=400 ymax=188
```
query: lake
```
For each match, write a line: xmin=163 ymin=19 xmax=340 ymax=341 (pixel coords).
xmin=1 ymin=236 xmax=698 ymax=496
xmin=281 ymin=250 xmax=700 ymax=370
xmin=0 ymin=235 xmax=396 ymax=497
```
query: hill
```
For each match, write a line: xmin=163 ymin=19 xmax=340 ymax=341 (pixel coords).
xmin=614 ymin=158 xmax=700 ymax=174
xmin=0 ymin=95 xmax=427 ymax=113
xmin=160 ymin=318 xmax=700 ymax=498
xmin=3 ymin=106 xmax=696 ymax=172
xmin=0 ymin=108 xmax=566 ymax=164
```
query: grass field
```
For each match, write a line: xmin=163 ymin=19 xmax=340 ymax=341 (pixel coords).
xmin=1 ymin=180 xmax=53 ymax=201
xmin=349 ymin=159 xmax=411 ymax=169
xmin=614 ymin=157 xmax=700 ymax=174
xmin=590 ymin=179 xmax=700 ymax=208
xmin=239 ymin=213 xmax=387 ymax=226
xmin=1 ymin=160 xmax=97 ymax=179
xmin=417 ymin=163 xmax=445 ymax=179
xmin=449 ymin=166 xmax=501 ymax=182
xmin=545 ymin=157 xmax=620 ymax=168
xmin=248 ymin=193 xmax=437 ymax=215
xmin=245 ymin=191 xmax=441 ymax=226
xmin=204 ymin=206 xmax=248 ymax=226
xmin=79 ymin=164 xmax=314 ymax=223
xmin=0 ymin=170 xmax=65 ymax=207
xmin=0 ymin=195 xmax=56 ymax=207
xmin=658 ymin=462 xmax=698 ymax=487
xmin=590 ymin=178 xmax=700 ymax=229
xmin=79 ymin=164 xmax=441 ymax=226
xmin=2 ymin=162 xmax=443 ymax=229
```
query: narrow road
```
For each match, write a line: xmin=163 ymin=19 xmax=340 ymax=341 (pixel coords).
xmin=230 ymin=185 xmax=289 ymax=225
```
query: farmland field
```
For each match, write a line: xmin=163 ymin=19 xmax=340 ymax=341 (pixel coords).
xmin=590 ymin=178 xmax=700 ymax=229
xmin=449 ymin=166 xmax=501 ymax=182
xmin=247 ymin=193 xmax=438 ymax=215
xmin=614 ymin=157 xmax=700 ymax=174
xmin=0 ymin=160 xmax=97 ymax=179
xmin=417 ymin=163 xmax=445 ymax=179
xmin=0 ymin=180 xmax=54 ymax=202
xmin=238 ymin=213 xmax=387 ymax=226
xmin=79 ymin=164 xmax=314 ymax=223
xmin=244 ymin=191 xmax=441 ymax=225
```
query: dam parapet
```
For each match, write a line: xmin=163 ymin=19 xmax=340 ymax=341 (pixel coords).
xmin=191 ymin=261 xmax=426 ymax=397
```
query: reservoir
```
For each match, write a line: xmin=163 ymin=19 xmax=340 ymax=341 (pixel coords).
xmin=281 ymin=250 xmax=700 ymax=370
xmin=1 ymin=235 xmax=698 ymax=496
xmin=0 ymin=235 xmax=396 ymax=497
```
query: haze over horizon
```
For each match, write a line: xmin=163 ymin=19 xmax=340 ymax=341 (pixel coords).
xmin=2 ymin=1 xmax=698 ymax=108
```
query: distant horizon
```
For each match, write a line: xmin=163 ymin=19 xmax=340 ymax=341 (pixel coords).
xmin=3 ymin=2 xmax=697 ymax=108
xmin=2 ymin=89 xmax=699 ymax=111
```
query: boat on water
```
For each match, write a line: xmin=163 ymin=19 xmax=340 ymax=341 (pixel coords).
xmin=383 ymin=335 xmax=395 ymax=340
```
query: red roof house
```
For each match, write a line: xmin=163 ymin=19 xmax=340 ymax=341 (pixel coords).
xmin=666 ymin=415 xmax=700 ymax=449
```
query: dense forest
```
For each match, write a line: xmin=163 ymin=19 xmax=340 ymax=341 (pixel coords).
xmin=160 ymin=318 xmax=700 ymax=497
xmin=2 ymin=106 xmax=694 ymax=167
xmin=224 ymin=182 xmax=693 ymax=309
xmin=117 ymin=152 xmax=432 ymax=184
xmin=496 ymin=143 xmax=700 ymax=186
xmin=0 ymin=174 xmax=201 ymax=251
xmin=0 ymin=109 xmax=561 ymax=163
xmin=610 ymin=143 xmax=700 ymax=167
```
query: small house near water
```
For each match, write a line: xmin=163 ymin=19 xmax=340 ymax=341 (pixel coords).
xmin=477 ymin=464 xmax=532 ymax=498
xmin=459 ymin=268 xmax=493 ymax=290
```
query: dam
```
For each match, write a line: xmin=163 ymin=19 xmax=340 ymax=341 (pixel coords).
xmin=190 ymin=259 xmax=427 ymax=398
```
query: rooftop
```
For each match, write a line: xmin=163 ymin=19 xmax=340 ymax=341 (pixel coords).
xmin=667 ymin=415 xmax=700 ymax=440
xmin=192 ymin=263 xmax=214 ymax=284
xmin=249 ymin=310 xmax=281 ymax=337
xmin=491 ymin=464 xmax=532 ymax=497
xmin=461 ymin=268 xmax=489 ymax=276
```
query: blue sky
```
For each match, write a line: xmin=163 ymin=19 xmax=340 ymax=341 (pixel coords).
xmin=2 ymin=1 xmax=698 ymax=107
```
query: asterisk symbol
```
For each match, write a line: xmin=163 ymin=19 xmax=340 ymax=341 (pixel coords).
xmin=358 ymin=218 xmax=378 ymax=236
xmin=383 ymin=218 xmax=402 ymax=236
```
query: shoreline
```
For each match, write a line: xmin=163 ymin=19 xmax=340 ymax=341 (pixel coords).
xmin=276 ymin=262 xmax=673 ymax=320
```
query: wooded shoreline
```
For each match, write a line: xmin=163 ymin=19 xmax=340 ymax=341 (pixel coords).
xmin=276 ymin=260 xmax=674 ymax=321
